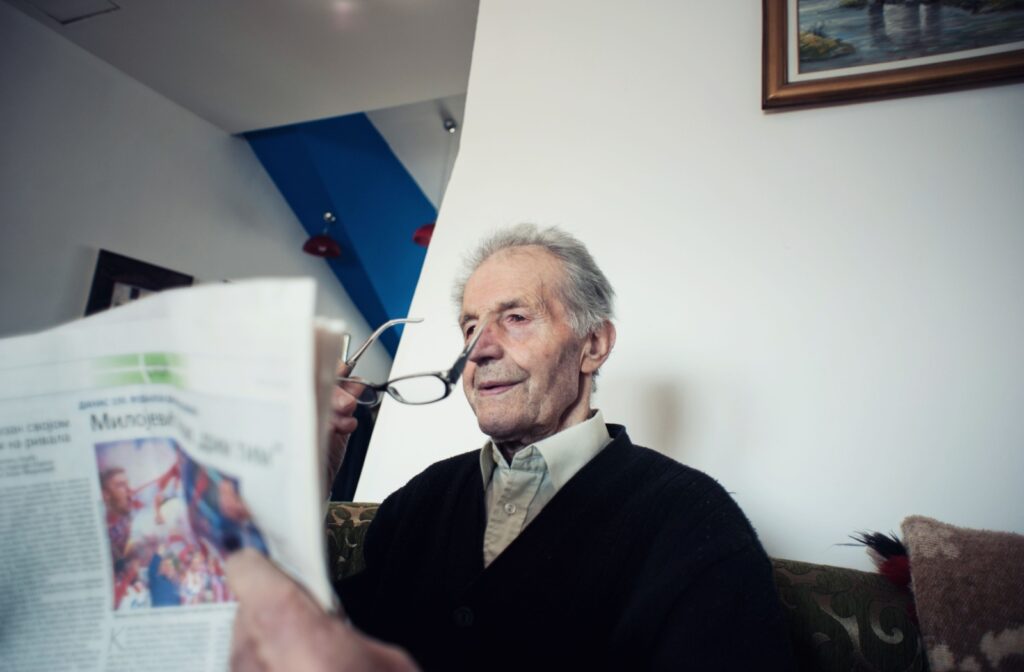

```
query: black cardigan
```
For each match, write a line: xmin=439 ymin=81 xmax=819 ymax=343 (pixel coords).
xmin=339 ymin=425 xmax=795 ymax=671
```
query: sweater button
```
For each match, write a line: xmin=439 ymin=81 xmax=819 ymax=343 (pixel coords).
xmin=453 ymin=606 xmax=474 ymax=628
xmin=504 ymin=502 xmax=517 ymax=515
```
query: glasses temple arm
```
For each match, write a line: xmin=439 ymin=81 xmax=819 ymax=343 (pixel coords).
xmin=443 ymin=326 xmax=485 ymax=384
xmin=344 ymin=317 xmax=424 ymax=369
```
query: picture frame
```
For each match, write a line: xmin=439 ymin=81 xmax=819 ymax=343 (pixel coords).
xmin=762 ymin=0 xmax=1024 ymax=109
xmin=84 ymin=249 xmax=193 ymax=316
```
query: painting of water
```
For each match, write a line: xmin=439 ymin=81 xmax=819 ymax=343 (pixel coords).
xmin=798 ymin=0 xmax=1024 ymax=74
xmin=763 ymin=0 xmax=1024 ymax=108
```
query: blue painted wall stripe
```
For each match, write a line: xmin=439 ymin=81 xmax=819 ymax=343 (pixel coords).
xmin=246 ymin=113 xmax=435 ymax=356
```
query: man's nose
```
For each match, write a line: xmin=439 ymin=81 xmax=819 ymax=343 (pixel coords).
xmin=467 ymin=321 xmax=502 ymax=363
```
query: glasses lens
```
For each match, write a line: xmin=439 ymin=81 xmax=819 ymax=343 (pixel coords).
xmin=387 ymin=375 xmax=448 ymax=405
xmin=339 ymin=379 xmax=381 ymax=406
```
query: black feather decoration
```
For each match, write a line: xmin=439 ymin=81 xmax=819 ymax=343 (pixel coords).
xmin=844 ymin=529 xmax=915 ymax=621
xmin=848 ymin=531 xmax=907 ymax=559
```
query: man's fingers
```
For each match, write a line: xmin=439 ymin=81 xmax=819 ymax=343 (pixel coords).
xmin=331 ymin=417 xmax=358 ymax=435
xmin=226 ymin=550 xmax=420 ymax=672
xmin=332 ymin=384 xmax=359 ymax=416
xmin=331 ymin=382 xmax=363 ymax=437
xmin=229 ymin=611 xmax=266 ymax=672
xmin=224 ymin=548 xmax=269 ymax=602
xmin=225 ymin=549 xmax=317 ymax=613
xmin=331 ymin=399 xmax=357 ymax=434
xmin=326 ymin=381 xmax=358 ymax=490
xmin=226 ymin=550 xmax=332 ymax=670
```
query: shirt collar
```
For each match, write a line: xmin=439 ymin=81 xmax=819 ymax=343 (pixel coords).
xmin=479 ymin=410 xmax=611 ymax=489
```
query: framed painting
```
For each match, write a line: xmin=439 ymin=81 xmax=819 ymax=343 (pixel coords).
xmin=84 ymin=250 xmax=193 ymax=316
xmin=763 ymin=0 xmax=1024 ymax=109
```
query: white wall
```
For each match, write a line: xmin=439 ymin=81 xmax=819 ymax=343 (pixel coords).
xmin=0 ymin=2 xmax=391 ymax=383
xmin=360 ymin=0 xmax=1024 ymax=569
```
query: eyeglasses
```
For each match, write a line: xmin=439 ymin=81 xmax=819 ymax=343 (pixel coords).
xmin=341 ymin=318 xmax=424 ymax=370
xmin=337 ymin=319 xmax=485 ymax=407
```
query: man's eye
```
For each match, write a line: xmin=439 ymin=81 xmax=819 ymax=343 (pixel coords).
xmin=464 ymin=325 xmax=476 ymax=338
xmin=507 ymin=314 xmax=526 ymax=323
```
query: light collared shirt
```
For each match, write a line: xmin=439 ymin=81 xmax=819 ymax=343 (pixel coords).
xmin=478 ymin=410 xmax=611 ymax=567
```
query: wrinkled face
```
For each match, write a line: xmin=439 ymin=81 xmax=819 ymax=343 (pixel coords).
xmin=102 ymin=472 xmax=132 ymax=516
xmin=460 ymin=247 xmax=587 ymax=446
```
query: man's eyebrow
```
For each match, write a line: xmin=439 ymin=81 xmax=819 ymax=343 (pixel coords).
xmin=496 ymin=299 xmax=527 ymax=312
xmin=458 ymin=298 xmax=531 ymax=327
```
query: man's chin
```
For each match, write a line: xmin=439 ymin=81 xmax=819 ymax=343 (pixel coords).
xmin=474 ymin=415 xmax=526 ymax=444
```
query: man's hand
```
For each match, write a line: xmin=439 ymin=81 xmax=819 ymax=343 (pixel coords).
xmin=325 ymin=362 xmax=363 ymax=494
xmin=225 ymin=549 xmax=418 ymax=672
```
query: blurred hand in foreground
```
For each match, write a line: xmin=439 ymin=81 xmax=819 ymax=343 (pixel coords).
xmin=226 ymin=549 xmax=418 ymax=672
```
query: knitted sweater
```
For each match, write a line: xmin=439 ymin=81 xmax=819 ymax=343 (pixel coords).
xmin=339 ymin=425 xmax=795 ymax=671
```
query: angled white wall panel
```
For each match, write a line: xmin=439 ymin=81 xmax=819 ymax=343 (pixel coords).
xmin=360 ymin=0 xmax=1024 ymax=569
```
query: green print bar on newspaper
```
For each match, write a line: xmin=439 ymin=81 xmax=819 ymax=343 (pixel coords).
xmin=92 ymin=353 xmax=187 ymax=389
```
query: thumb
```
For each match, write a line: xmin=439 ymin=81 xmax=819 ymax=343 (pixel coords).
xmin=225 ymin=549 xmax=319 ymax=613
xmin=226 ymin=550 xmax=335 ymax=671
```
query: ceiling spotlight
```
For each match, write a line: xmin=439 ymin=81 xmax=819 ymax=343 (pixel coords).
xmin=443 ymin=119 xmax=457 ymax=134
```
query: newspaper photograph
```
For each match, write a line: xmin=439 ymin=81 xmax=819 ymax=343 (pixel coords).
xmin=97 ymin=436 xmax=267 ymax=611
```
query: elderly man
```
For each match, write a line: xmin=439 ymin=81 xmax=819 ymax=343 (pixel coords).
xmin=227 ymin=225 xmax=794 ymax=671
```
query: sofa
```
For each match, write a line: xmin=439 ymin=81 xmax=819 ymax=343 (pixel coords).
xmin=325 ymin=502 xmax=928 ymax=672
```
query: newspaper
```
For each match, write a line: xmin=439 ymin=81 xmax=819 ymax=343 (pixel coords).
xmin=0 ymin=279 xmax=345 ymax=672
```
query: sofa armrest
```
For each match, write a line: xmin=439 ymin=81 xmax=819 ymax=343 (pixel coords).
xmin=325 ymin=502 xmax=380 ymax=585
xmin=772 ymin=558 xmax=927 ymax=672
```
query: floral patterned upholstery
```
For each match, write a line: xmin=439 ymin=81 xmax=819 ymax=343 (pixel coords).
xmin=774 ymin=558 xmax=927 ymax=672
xmin=325 ymin=503 xmax=927 ymax=672
xmin=325 ymin=502 xmax=379 ymax=585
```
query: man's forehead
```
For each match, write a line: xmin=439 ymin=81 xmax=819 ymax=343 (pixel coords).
xmin=460 ymin=247 xmax=564 ymax=316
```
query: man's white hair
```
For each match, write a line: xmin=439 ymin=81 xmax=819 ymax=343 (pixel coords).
xmin=452 ymin=223 xmax=616 ymax=336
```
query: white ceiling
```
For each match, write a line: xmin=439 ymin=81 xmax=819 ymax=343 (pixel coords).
xmin=5 ymin=0 xmax=479 ymax=134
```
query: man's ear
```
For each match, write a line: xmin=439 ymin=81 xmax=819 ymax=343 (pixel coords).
xmin=580 ymin=321 xmax=616 ymax=375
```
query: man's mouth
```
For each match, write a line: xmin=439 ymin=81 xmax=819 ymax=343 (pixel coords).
xmin=476 ymin=380 xmax=520 ymax=396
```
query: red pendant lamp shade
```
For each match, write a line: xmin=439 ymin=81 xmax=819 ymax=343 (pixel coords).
xmin=303 ymin=233 xmax=341 ymax=258
xmin=413 ymin=223 xmax=435 ymax=247
xmin=304 ymin=211 xmax=342 ymax=258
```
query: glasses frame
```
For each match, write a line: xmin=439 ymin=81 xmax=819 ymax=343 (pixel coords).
xmin=341 ymin=317 xmax=424 ymax=371
xmin=337 ymin=325 xmax=485 ymax=407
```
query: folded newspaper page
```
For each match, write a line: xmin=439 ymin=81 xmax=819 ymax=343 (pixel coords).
xmin=0 ymin=279 xmax=345 ymax=671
